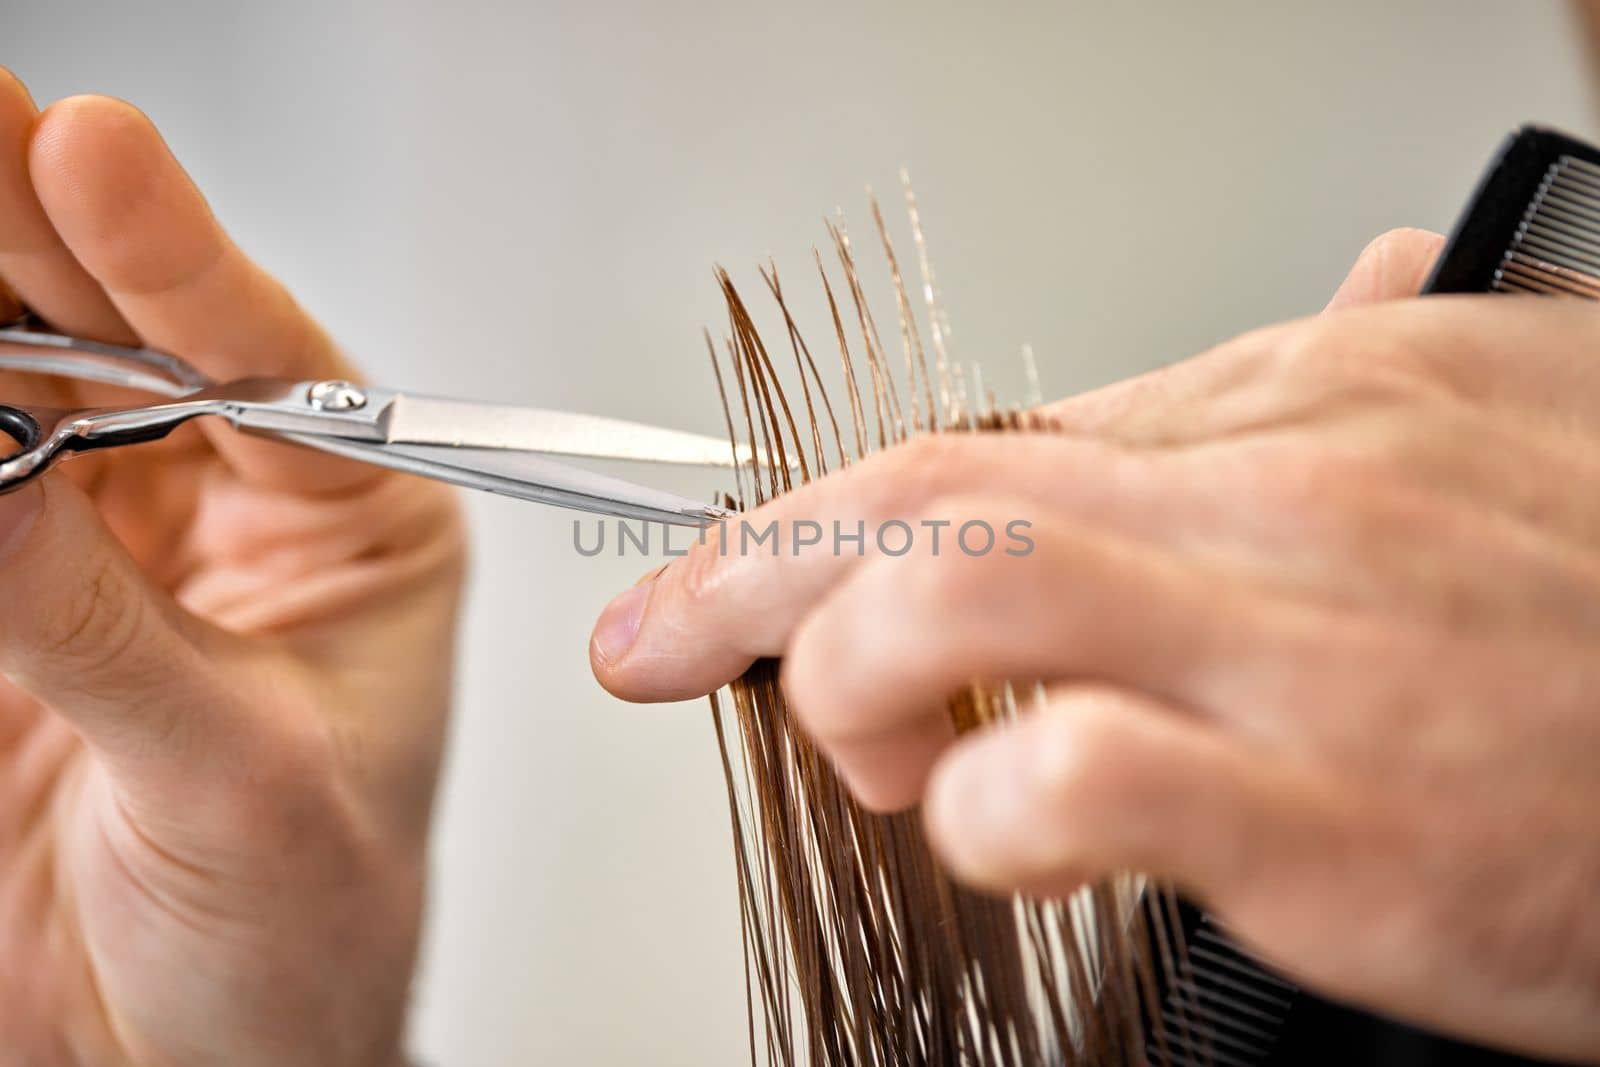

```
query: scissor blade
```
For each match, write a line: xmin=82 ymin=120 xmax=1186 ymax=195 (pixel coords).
xmin=0 ymin=326 xmax=210 ymax=392
xmin=380 ymin=394 xmax=775 ymax=469
xmin=272 ymin=432 xmax=730 ymax=526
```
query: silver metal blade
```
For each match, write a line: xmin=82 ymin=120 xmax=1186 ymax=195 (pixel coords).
xmin=271 ymin=432 xmax=730 ymax=526
xmin=380 ymin=394 xmax=774 ymax=469
xmin=0 ymin=328 xmax=208 ymax=394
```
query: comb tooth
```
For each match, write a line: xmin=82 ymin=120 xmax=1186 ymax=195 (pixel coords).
xmin=1526 ymin=189 xmax=1600 ymax=243
xmin=1171 ymin=977 xmax=1288 ymax=1028
xmin=1496 ymin=255 xmax=1600 ymax=298
xmin=1539 ymin=180 xmax=1600 ymax=225
xmin=1140 ymin=903 xmax=1300 ymax=1067
xmin=1157 ymin=1002 xmax=1274 ymax=1059
xmin=1555 ymin=153 xmax=1600 ymax=191
xmin=1540 ymin=160 xmax=1600 ymax=209
xmin=1489 ymin=153 xmax=1600 ymax=299
xmin=1520 ymin=219 xmax=1600 ymax=271
xmin=1526 ymin=204 xmax=1600 ymax=251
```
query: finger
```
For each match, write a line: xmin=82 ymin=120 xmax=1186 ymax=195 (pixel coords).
xmin=1033 ymin=319 xmax=1294 ymax=446
xmin=591 ymin=433 xmax=1172 ymax=703
xmin=0 ymin=69 xmax=133 ymax=341
xmin=28 ymin=95 xmax=371 ymax=492
xmin=0 ymin=475 xmax=254 ymax=779
xmin=1030 ymin=227 xmax=1443 ymax=447
xmin=779 ymin=494 xmax=1305 ymax=811
xmin=1276 ymin=295 xmax=1600 ymax=429
xmin=1322 ymin=227 xmax=1445 ymax=313
xmin=922 ymin=686 xmax=1333 ymax=903
xmin=1050 ymin=297 xmax=1600 ymax=458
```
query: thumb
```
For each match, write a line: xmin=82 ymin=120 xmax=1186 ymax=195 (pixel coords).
xmin=0 ymin=476 xmax=247 ymax=771
xmin=1323 ymin=228 xmax=1446 ymax=312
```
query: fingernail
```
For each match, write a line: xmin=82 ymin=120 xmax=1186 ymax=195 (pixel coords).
xmin=593 ymin=579 xmax=652 ymax=666
xmin=0 ymin=484 xmax=42 ymax=558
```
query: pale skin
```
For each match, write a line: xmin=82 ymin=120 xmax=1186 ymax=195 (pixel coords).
xmin=1 ymin=70 xmax=1596 ymax=1067
xmin=0 ymin=71 xmax=463 ymax=1065
xmin=592 ymin=229 xmax=1600 ymax=1063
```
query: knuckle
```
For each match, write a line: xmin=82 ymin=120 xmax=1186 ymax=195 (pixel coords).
xmin=676 ymin=523 xmax=728 ymax=609
xmin=1028 ymin=700 xmax=1128 ymax=812
xmin=1276 ymin=314 xmax=1443 ymax=402
xmin=877 ymin=435 xmax=987 ymax=512
xmin=1347 ymin=343 xmax=1440 ymax=398
xmin=39 ymin=553 xmax=142 ymax=673
xmin=1265 ymin=316 xmax=1347 ymax=386
xmin=1224 ymin=440 xmax=1396 ymax=538
xmin=894 ymin=534 xmax=989 ymax=617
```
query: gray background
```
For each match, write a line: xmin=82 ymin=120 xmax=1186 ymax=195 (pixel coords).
xmin=7 ymin=2 xmax=1594 ymax=1063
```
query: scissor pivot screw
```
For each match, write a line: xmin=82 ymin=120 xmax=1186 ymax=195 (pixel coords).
xmin=307 ymin=380 xmax=367 ymax=412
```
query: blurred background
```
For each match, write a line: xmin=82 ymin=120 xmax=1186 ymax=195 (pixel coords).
xmin=7 ymin=2 xmax=1596 ymax=1062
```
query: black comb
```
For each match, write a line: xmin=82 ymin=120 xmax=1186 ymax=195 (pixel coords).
xmin=1140 ymin=126 xmax=1600 ymax=1067
xmin=1425 ymin=125 xmax=1600 ymax=298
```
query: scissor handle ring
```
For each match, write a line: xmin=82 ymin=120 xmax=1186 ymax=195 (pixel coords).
xmin=0 ymin=405 xmax=41 ymax=459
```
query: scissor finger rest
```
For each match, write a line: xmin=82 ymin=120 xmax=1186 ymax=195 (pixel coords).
xmin=0 ymin=403 xmax=87 ymax=491
xmin=0 ymin=405 xmax=40 ymax=456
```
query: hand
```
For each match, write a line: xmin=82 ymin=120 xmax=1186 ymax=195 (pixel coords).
xmin=0 ymin=73 xmax=463 ymax=1065
xmin=591 ymin=228 xmax=1600 ymax=1061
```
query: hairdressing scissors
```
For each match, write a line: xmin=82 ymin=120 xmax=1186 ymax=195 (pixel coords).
xmin=0 ymin=319 xmax=763 ymax=526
